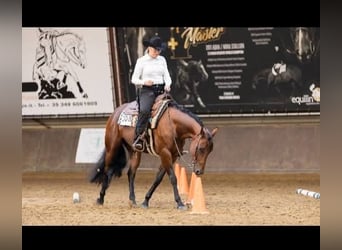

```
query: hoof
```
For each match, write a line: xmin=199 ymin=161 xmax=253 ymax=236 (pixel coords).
xmin=129 ymin=200 xmax=138 ymax=208
xmin=96 ymin=198 xmax=104 ymax=205
xmin=140 ymin=203 xmax=149 ymax=209
xmin=185 ymin=202 xmax=192 ymax=209
xmin=177 ymin=205 xmax=188 ymax=211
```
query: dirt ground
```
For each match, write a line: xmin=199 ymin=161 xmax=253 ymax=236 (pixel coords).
xmin=22 ymin=171 xmax=320 ymax=225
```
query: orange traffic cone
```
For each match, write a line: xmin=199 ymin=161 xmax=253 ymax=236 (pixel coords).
xmin=174 ymin=163 xmax=181 ymax=187
xmin=186 ymin=172 xmax=196 ymax=205
xmin=190 ymin=176 xmax=209 ymax=214
xmin=179 ymin=166 xmax=189 ymax=195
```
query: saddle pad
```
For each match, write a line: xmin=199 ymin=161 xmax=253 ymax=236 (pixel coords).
xmin=118 ymin=112 xmax=138 ymax=127
xmin=123 ymin=101 xmax=139 ymax=115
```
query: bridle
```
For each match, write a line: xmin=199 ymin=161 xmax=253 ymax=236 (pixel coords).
xmin=190 ymin=128 xmax=204 ymax=170
xmin=167 ymin=107 xmax=205 ymax=171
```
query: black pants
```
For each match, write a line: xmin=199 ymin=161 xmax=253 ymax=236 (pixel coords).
xmin=135 ymin=84 xmax=165 ymax=138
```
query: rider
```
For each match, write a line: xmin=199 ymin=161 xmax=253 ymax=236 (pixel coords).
xmin=271 ymin=28 xmax=288 ymax=76
xmin=272 ymin=45 xmax=286 ymax=76
xmin=131 ymin=36 xmax=172 ymax=151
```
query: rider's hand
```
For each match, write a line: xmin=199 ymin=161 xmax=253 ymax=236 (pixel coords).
xmin=164 ymin=85 xmax=171 ymax=92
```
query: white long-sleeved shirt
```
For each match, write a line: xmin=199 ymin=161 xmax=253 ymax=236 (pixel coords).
xmin=131 ymin=54 xmax=172 ymax=87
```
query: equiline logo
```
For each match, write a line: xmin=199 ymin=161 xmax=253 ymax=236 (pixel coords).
xmin=291 ymin=94 xmax=315 ymax=105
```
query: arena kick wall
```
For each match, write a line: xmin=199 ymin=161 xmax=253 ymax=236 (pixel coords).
xmin=22 ymin=118 xmax=319 ymax=173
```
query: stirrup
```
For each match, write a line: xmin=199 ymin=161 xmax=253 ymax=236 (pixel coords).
xmin=133 ymin=137 xmax=145 ymax=152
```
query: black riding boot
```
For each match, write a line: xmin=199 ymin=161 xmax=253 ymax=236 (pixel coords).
xmin=133 ymin=111 xmax=150 ymax=151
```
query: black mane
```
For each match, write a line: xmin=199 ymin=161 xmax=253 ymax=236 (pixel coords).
xmin=168 ymin=99 xmax=204 ymax=127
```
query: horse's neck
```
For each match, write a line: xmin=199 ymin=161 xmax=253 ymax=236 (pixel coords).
xmin=55 ymin=34 xmax=80 ymax=62
xmin=179 ymin=68 xmax=190 ymax=82
xmin=170 ymin=108 xmax=201 ymax=139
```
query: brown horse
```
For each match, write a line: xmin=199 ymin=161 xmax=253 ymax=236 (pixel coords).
xmin=173 ymin=59 xmax=209 ymax=108
xmin=89 ymin=94 xmax=218 ymax=210
xmin=252 ymin=64 xmax=303 ymax=98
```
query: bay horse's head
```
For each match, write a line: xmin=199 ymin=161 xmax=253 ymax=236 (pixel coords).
xmin=289 ymin=27 xmax=318 ymax=64
xmin=178 ymin=59 xmax=209 ymax=83
xmin=55 ymin=32 xmax=87 ymax=68
xmin=189 ymin=127 xmax=218 ymax=175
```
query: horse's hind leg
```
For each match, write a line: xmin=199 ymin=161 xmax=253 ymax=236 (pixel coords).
xmin=96 ymin=143 xmax=121 ymax=205
xmin=97 ymin=167 xmax=115 ymax=205
xmin=141 ymin=167 xmax=166 ymax=209
xmin=97 ymin=174 xmax=109 ymax=205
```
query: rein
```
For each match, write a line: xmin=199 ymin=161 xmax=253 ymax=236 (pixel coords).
xmin=167 ymin=107 xmax=202 ymax=170
xmin=191 ymin=130 xmax=203 ymax=169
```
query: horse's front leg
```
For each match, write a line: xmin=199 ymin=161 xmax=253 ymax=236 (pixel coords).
xmin=127 ymin=152 xmax=141 ymax=207
xmin=192 ymin=82 xmax=206 ymax=108
xmin=141 ymin=167 xmax=166 ymax=209
xmin=127 ymin=167 xmax=137 ymax=207
xmin=61 ymin=63 xmax=88 ymax=98
xmin=168 ymin=166 xmax=187 ymax=210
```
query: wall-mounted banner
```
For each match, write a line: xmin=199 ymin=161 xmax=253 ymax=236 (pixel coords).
xmin=117 ymin=27 xmax=320 ymax=115
xmin=22 ymin=28 xmax=114 ymax=117
xmin=75 ymin=128 xmax=105 ymax=163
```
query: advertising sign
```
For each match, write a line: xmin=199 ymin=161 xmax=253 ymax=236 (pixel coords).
xmin=118 ymin=27 xmax=320 ymax=116
xmin=22 ymin=28 xmax=115 ymax=117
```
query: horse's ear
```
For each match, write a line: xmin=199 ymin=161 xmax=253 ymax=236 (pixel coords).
xmin=211 ymin=127 xmax=218 ymax=137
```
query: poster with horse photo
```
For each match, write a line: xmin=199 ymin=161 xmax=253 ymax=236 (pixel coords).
xmin=117 ymin=27 xmax=320 ymax=116
xmin=22 ymin=28 xmax=114 ymax=117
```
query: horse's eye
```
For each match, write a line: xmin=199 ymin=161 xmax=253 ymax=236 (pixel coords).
xmin=198 ymin=148 xmax=206 ymax=154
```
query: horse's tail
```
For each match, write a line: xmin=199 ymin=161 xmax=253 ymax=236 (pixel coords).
xmin=88 ymin=144 xmax=127 ymax=184
xmin=88 ymin=150 xmax=106 ymax=184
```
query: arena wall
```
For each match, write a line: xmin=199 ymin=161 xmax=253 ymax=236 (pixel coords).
xmin=22 ymin=119 xmax=319 ymax=173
